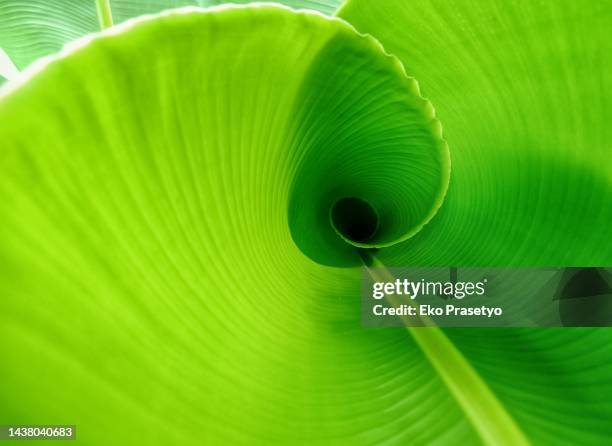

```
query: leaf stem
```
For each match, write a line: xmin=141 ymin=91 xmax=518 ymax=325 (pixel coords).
xmin=95 ymin=0 xmax=114 ymax=30
xmin=364 ymin=256 xmax=530 ymax=446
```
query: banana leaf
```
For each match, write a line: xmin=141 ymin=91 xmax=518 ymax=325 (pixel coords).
xmin=1 ymin=1 xmax=611 ymax=445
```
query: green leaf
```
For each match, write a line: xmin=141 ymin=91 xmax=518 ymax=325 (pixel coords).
xmin=3 ymin=2 xmax=611 ymax=445
xmin=337 ymin=0 xmax=612 ymax=265
xmin=338 ymin=0 xmax=612 ymax=443
xmin=0 ymin=0 xmax=343 ymax=70
xmin=0 ymin=1 xmax=98 ymax=69
xmin=0 ymin=6 xmax=452 ymax=445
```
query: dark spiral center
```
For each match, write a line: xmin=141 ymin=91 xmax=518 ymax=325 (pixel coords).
xmin=331 ymin=197 xmax=379 ymax=243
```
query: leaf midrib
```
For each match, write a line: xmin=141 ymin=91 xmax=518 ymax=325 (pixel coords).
xmin=365 ymin=256 xmax=530 ymax=446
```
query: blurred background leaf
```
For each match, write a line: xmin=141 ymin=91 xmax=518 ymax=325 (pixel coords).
xmin=0 ymin=0 xmax=342 ymax=75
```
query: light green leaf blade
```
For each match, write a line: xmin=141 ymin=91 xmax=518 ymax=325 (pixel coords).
xmin=338 ymin=0 xmax=612 ymax=444
xmin=0 ymin=1 xmax=98 ymax=70
xmin=0 ymin=6 xmax=453 ymax=445
xmin=337 ymin=0 xmax=612 ymax=265
xmin=112 ymin=0 xmax=344 ymax=22
xmin=0 ymin=0 xmax=343 ymax=71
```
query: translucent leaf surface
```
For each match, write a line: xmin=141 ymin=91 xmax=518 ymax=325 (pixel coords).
xmin=337 ymin=1 xmax=612 ymax=443
xmin=0 ymin=6 xmax=453 ymax=445
xmin=0 ymin=1 xmax=343 ymax=70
